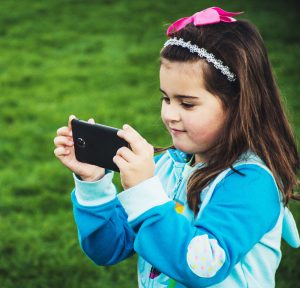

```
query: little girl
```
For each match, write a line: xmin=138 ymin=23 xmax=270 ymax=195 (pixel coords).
xmin=54 ymin=6 xmax=300 ymax=288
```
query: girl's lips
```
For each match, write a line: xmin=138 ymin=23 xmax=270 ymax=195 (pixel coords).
xmin=170 ymin=128 xmax=186 ymax=135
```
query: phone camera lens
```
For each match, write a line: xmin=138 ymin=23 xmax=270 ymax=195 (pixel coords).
xmin=77 ymin=138 xmax=86 ymax=148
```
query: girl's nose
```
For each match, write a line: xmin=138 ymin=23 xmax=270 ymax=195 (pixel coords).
xmin=162 ymin=105 xmax=181 ymax=122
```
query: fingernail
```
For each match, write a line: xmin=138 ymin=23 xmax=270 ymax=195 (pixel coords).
xmin=123 ymin=124 xmax=129 ymax=130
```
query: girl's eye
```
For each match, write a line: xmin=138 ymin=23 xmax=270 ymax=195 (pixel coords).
xmin=160 ymin=96 xmax=194 ymax=109
xmin=181 ymin=102 xmax=194 ymax=108
xmin=160 ymin=96 xmax=170 ymax=103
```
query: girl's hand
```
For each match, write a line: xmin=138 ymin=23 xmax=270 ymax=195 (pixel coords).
xmin=114 ymin=124 xmax=155 ymax=190
xmin=54 ymin=115 xmax=105 ymax=182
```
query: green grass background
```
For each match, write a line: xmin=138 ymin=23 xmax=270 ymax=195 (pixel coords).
xmin=0 ymin=0 xmax=299 ymax=287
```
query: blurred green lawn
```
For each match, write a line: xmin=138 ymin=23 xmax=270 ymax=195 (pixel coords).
xmin=0 ymin=0 xmax=299 ymax=287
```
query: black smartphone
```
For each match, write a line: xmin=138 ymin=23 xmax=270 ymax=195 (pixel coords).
xmin=71 ymin=118 xmax=129 ymax=172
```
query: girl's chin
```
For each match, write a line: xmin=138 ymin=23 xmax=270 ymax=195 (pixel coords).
xmin=172 ymin=141 xmax=200 ymax=154
xmin=172 ymin=142 xmax=192 ymax=153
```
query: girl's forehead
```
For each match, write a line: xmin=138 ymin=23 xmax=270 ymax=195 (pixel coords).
xmin=160 ymin=58 xmax=204 ymax=71
xmin=160 ymin=59 xmax=206 ymax=90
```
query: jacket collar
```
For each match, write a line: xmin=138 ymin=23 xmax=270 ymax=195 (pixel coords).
xmin=167 ymin=148 xmax=193 ymax=164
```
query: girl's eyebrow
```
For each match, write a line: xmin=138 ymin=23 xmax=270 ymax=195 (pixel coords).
xmin=159 ymin=88 xmax=199 ymax=99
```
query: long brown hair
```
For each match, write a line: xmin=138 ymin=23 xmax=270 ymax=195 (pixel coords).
xmin=156 ymin=20 xmax=299 ymax=215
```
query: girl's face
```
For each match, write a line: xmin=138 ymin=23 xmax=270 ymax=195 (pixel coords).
xmin=160 ymin=59 xmax=227 ymax=163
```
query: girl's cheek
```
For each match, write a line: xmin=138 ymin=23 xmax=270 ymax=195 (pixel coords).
xmin=160 ymin=107 xmax=167 ymax=123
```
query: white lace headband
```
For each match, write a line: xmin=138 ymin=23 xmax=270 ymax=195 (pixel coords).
xmin=163 ymin=37 xmax=236 ymax=82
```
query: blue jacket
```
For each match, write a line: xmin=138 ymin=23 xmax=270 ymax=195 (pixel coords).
xmin=71 ymin=149 xmax=299 ymax=287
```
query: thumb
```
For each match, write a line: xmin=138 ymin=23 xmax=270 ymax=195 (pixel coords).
xmin=68 ymin=114 xmax=77 ymax=129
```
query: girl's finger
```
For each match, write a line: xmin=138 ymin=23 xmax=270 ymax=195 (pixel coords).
xmin=116 ymin=146 xmax=136 ymax=163
xmin=88 ymin=118 xmax=95 ymax=124
xmin=123 ymin=124 xmax=144 ymax=140
xmin=57 ymin=126 xmax=72 ymax=137
xmin=54 ymin=136 xmax=74 ymax=147
xmin=117 ymin=125 xmax=146 ymax=155
xmin=54 ymin=147 xmax=70 ymax=157
xmin=68 ymin=115 xmax=77 ymax=130
xmin=113 ymin=154 xmax=128 ymax=171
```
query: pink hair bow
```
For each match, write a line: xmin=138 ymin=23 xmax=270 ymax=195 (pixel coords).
xmin=166 ymin=7 xmax=243 ymax=36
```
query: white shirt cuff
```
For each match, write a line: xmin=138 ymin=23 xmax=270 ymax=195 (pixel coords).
xmin=117 ymin=175 xmax=172 ymax=222
xmin=73 ymin=170 xmax=117 ymax=206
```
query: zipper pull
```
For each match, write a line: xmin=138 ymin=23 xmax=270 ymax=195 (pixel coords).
xmin=149 ymin=266 xmax=161 ymax=279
